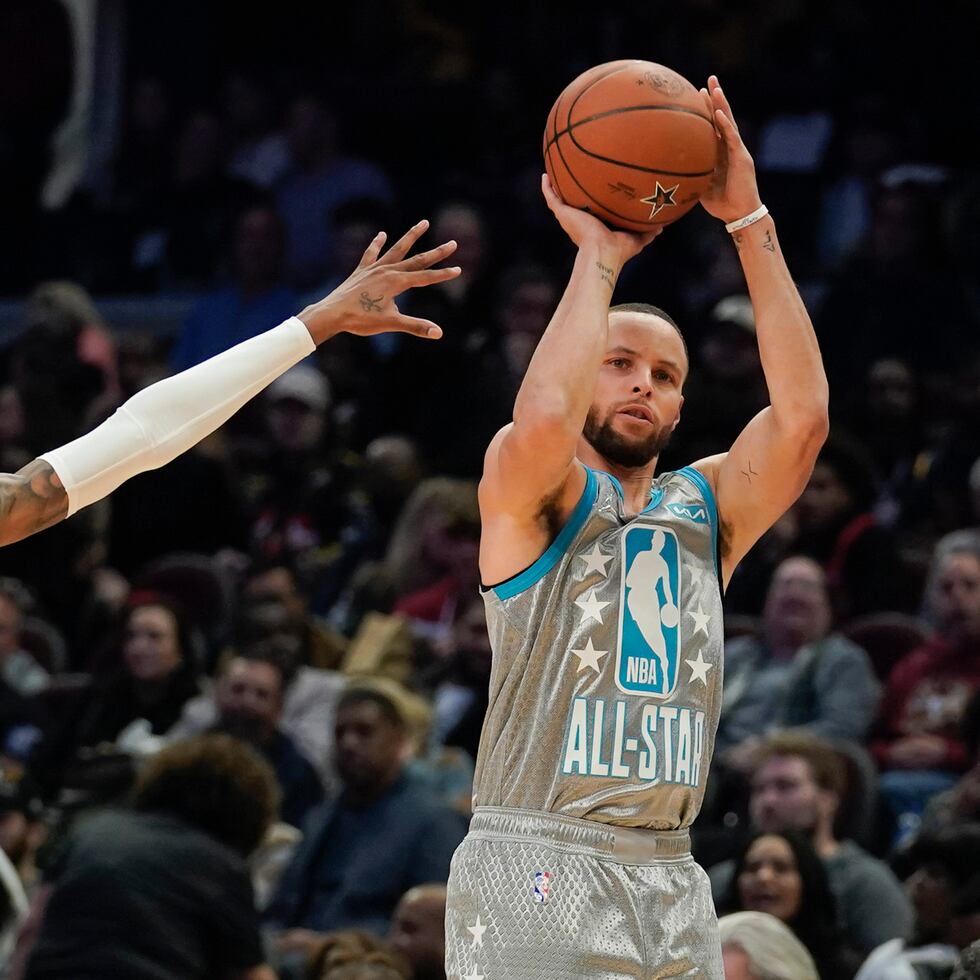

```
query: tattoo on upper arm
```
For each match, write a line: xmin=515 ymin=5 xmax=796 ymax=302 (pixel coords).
xmin=740 ymin=460 xmax=759 ymax=484
xmin=0 ymin=460 xmax=69 ymax=545
xmin=596 ymin=262 xmax=616 ymax=289
xmin=762 ymin=230 xmax=776 ymax=253
xmin=359 ymin=291 xmax=385 ymax=312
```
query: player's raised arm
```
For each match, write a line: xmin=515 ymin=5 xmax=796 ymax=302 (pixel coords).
xmin=479 ymin=177 xmax=658 ymax=579
xmin=690 ymin=77 xmax=829 ymax=584
xmin=0 ymin=222 xmax=459 ymax=549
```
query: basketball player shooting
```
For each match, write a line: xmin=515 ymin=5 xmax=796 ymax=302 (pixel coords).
xmin=0 ymin=222 xmax=458 ymax=547
xmin=445 ymin=77 xmax=829 ymax=978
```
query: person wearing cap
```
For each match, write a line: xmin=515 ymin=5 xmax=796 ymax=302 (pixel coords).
xmin=265 ymin=681 xmax=466 ymax=973
xmin=0 ymin=220 xmax=459 ymax=551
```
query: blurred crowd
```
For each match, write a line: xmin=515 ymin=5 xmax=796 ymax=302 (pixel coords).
xmin=1 ymin=1 xmax=980 ymax=978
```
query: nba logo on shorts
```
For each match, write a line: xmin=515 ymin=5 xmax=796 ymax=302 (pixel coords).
xmin=615 ymin=525 xmax=681 ymax=698
xmin=533 ymin=871 xmax=552 ymax=903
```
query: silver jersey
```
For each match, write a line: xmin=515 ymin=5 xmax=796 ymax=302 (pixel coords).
xmin=474 ymin=465 xmax=725 ymax=830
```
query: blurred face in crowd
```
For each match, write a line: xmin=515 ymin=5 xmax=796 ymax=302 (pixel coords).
xmin=334 ymin=699 xmax=406 ymax=796
xmin=795 ymin=461 xmax=853 ymax=531
xmin=907 ymin=861 xmax=958 ymax=945
xmin=267 ymin=396 xmax=326 ymax=454
xmin=123 ymin=604 xmax=182 ymax=683
xmin=750 ymin=756 xmax=834 ymax=837
xmin=215 ymin=658 xmax=283 ymax=745
xmin=234 ymin=207 xmax=284 ymax=288
xmin=388 ymin=885 xmax=447 ymax=980
xmin=286 ymin=97 xmax=337 ymax=166
xmin=763 ymin=557 xmax=832 ymax=648
xmin=434 ymin=204 xmax=486 ymax=280
xmin=721 ymin=944 xmax=757 ymax=980
xmin=867 ymin=358 xmax=914 ymax=421
xmin=501 ymin=277 xmax=559 ymax=379
xmin=700 ymin=322 xmax=759 ymax=382
xmin=583 ymin=312 xmax=686 ymax=470
xmin=737 ymin=835 xmax=804 ymax=924
xmin=0 ymin=593 xmax=22 ymax=659
xmin=933 ymin=552 xmax=980 ymax=648
xmin=245 ymin=566 xmax=306 ymax=619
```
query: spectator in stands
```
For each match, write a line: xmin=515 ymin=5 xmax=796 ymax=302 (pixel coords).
xmin=717 ymin=911 xmax=818 ymax=980
xmin=716 ymin=556 xmax=880 ymax=763
xmin=710 ymin=733 xmax=913 ymax=954
xmin=276 ymin=96 xmax=393 ymax=288
xmin=19 ymin=734 xmax=279 ymax=980
xmin=0 ymin=578 xmax=49 ymax=696
xmin=718 ymin=828 xmax=861 ymax=979
xmin=221 ymin=72 xmax=290 ymax=190
xmin=212 ymin=652 xmax=324 ymax=828
xmin=0 ymin=774 xmax=45 ymax=895
xmin=872 ymin=530 xmax=980 ymax=839
xmin=265 ymin=683 xmax=465 ymax=967
xmin=922 ymin=691 xmax=980 ymax=834
xmin=306 ymin=930 xmax=410 ymax=980
xmin=388 ymin=884 xmax=447 ymax=980
xmin=856 ymin=825 xmax=980 ymax=980
xmin=170 ymin=203 xmax=298 ymax=371
xmin=74 ymin=594 xmax=201 ymax=748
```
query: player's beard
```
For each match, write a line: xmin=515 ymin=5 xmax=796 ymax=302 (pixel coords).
xmin=583 ymin=405 xmax=672 ymax=468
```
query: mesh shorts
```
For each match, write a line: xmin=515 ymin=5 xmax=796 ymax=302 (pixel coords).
xmin=445 ymin=807 xmax=723 ymax=980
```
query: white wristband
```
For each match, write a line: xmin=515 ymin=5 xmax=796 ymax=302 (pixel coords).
xmin=41 ymin=316 xmax=315 ymax=516
xmin=725 ymin=205 xmax=769 ymax=234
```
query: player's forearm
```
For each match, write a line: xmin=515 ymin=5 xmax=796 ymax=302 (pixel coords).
xmin=733 ymin=216 xmax=829 ymax=430
xmin=513 ymin=239 xmax=620 ymax=435
xmin=0 ymin=461 xmax=70 ymax=547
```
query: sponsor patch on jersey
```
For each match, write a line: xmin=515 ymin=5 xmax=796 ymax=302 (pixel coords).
xmin=616 ymin=525 xmax=681 ymax=698
xmin=667 ymin=501 xmax=709 ymax=524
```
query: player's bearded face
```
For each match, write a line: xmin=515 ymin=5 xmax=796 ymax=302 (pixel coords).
xmin=584 ymin=403 xmax=672 ymax=467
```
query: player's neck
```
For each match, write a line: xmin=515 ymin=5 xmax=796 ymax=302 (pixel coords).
xmin=577 ymin=446 xmax=659 ymax=515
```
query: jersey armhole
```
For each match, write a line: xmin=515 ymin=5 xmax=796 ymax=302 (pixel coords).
xmin=675 ymin=465 xmax=721 ymax=583
xmin=488 ymin=467 xmax=599 ymax=601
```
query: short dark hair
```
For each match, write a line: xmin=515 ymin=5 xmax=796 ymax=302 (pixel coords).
xmin=897 ymin=825 xmax=980 ymax=896
xmin=134 ymin=734 xmax=280 ymax=856
xmin=336 ymin=687 xmax=406 ymax=730
xmin=609 ymin=302 xmax=688 ymax=361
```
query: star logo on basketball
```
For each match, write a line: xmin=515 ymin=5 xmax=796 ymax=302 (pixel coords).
xmin=640 ymin=182 xmax=679 ymax=219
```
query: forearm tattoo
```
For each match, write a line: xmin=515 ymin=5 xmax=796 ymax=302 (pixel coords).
xmin=359 ymin=291 xmax=385 ymax=312
xmin=596 ymin=262 xmax=616 ymax=289
xmin=0 ymin=460 xmax=69 ymax=545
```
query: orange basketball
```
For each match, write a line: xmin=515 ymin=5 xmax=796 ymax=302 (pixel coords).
xmin=543 ymin=60 xmax=718 ymax=231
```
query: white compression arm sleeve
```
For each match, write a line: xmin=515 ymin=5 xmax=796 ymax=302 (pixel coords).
xmin=40 ymin=316 xmax=316 ymax=517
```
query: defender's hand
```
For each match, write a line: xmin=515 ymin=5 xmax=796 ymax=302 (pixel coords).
xmin=541 ymin=175 xmax=660 ymax=269
xmin=698 ymin=76 xmax=764 ymax=225
xmin=297 ymin=220 xmax=461 ymax=344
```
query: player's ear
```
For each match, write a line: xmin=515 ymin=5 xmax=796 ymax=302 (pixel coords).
xmin=670 ymin=395 xmax=684 ymax=430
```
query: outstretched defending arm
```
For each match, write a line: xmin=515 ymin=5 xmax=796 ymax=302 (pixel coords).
xmin=690 ymin=77 xmax=829 ymax=585
xmin=0 ymin=221 xmax=459 ymax=548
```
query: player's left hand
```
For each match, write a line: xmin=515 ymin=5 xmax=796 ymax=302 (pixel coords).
xmin=298 ymin=219 xmax=461 ymax=344
xmin=697 ymin=76 xmax=764 ymax=225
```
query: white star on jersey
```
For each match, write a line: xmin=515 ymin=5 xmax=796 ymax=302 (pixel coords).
xmin=466 ymin=915 xmax=487 ymax=947
xmin=688 ymin=602 xmax=711 ymax=637
xmin=579 ymin=543 xmax=613 ymax=577
xmin=575 ymin=588 xmax=610 ymax=625
xmin=685 ymin=650 xmax=713 ymax=686
xmin=687 ymin=565 xmax=705 ymax=589
xmin=572 ymin=638 xmax=608 ymax=673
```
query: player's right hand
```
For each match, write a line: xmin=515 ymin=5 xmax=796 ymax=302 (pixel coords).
xmin=297 ymin=219 xmax=460 ymax=344
xmin=541 ymin=174 xmax=661 ymax=267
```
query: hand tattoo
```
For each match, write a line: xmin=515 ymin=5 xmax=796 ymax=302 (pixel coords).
xmin=359 ymin=292 xmax=385 ymax=312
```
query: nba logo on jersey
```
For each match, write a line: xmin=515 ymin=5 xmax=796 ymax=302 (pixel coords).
xmin=533 ymin=871 xmax=552 ymax=903
xmin=616 ymin=525 xmax=681 ymax=698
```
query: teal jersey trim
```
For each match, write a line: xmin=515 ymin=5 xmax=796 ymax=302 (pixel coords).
xmin=493 ymin=467 xmax=599 ymax=601
xmin=675 ymin=465 xmax=720 ymax=577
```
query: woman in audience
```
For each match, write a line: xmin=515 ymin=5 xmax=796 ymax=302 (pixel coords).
xmin=719 ymin=828 xmax=861 ymax=979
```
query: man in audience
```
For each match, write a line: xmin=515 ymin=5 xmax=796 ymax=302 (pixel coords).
xmin=0 ymin=579 xmax=49 ymax=697
xmin=388 ymin=884 xmax=447 ymax=980
xmin=265 ymin=683 xmax=465 ymax=968
xmin=857 ymin=824 xmax=980 ymax=980
xmin=212 ymin=651 xmax=324 ymax=828
xmin=717 ymin=555 xmax=880 ymax=764
xmin=15 ymin=734 xmax=279 ymax=980
xmin=709 ymin=732 xmax=913 ymax=954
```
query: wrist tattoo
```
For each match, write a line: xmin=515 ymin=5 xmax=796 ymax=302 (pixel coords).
xmin=733 ymin=233 xmax=743 ymax=252
xmin=762 ymin=230 xmax=776 ymax=253
xmin=740 ymin=460 xmax=759 ymax=484
xmin=359 ymin=291 xmax=385 ymax=312
xmin=596 ymin=261 xmax=616 ymax=289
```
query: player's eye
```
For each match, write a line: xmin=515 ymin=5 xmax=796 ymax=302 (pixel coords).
xmin=609 ymin=358 xmax=630 ymax=369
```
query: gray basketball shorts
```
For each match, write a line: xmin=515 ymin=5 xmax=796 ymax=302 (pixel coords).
xmin=445 ymin=807 xmax=723 ymax=980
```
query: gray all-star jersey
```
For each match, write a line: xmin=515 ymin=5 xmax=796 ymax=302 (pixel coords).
xmin=474 ymin=465 xmax=725 ymax=830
